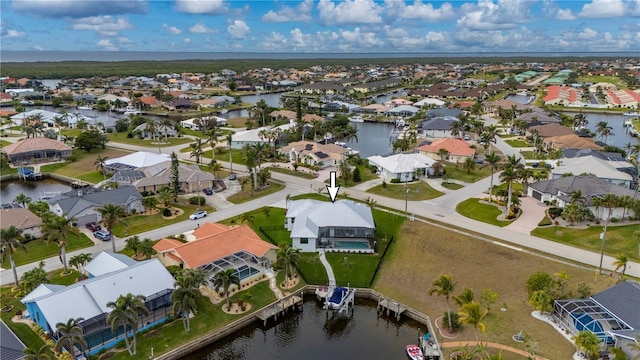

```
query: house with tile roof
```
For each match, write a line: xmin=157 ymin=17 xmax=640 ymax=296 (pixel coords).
xmin=21 ymin=254 xmax=175 ymax=355
xmin=2 ymin=138 xmax=72 ymax=164
xmin=416 ymin=138 xmax=475 ymax=163
xmin=543 ymin=134 xmax=604 ymax=151
xmin=278 ymin=140 xmax=349 ymax=169
xmin=0 ymin=208 xmax=42 ymax=238
xmin=49 ymin=186 xmax=143 ymax=226
xmin=153 ymin=223 xmax=278 ymax=288
xmin=285 ymin=199 xmax=375 ymax=253
xmin=368 ymin=153 xmax=435 ymax=181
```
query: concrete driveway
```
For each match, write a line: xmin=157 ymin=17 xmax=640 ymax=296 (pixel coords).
xmin=504 ymin=196 xmax=548 ymax=234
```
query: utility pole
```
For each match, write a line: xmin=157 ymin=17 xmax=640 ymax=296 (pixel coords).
xmin=598 ymin=217 xmax=610 ymax=275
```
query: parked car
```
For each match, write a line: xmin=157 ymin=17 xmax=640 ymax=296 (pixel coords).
xmin=229 ymin=173 xmax=237 ymax=180
xmin=203 ymin=188 xmax=213 ymax=195
xmin=93 ymin=230 xmax=111 ymax=241
xmin=85 ymin=222 xmax=101 ymax=232
xmin=189 ymin=210 xmax=207 ymax=220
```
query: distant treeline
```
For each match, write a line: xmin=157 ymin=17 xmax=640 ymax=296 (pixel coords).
xmin=1 ymin=56 xmax=634 ymax=79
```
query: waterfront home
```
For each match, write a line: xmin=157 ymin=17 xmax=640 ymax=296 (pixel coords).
xmin=230 ymin=123 xmax=294 ymax=149
xmin=278 ymin=140 xmax=348 ymax=168
xmin=2 ymin=138 xmax=72 ymax=165
xmin=543 ymin=134 xmax=604 ymax=151
xmin=49 ymin=186 xmax=143 ymax=226
xmin=0 ymin=208 xmax=42 ymax=238
xmin=10 ymin=109 xmax=61 ymax=126
xmin=285 ymin=199 xmax=375 ymax=253
xmin=153 ymin=223 xmax=278 ymax=288
xmin=21 ymin=254 xmax=175 ymax=355
xmin=526 ymin=123 xmax=577 ymax=138
xmin=180 ymin=116 xmax=227 ymax=130
xmin=386 ymin=105 xmax=420 ymax=117
xmin=294 ymin=81 xmax=344 ymax=95
xmin=418 ymin=117 xmax=456 ymax=138
xmin=132 ymin=121 xmax=178 ymax=138
xmin=416 ymin=138 xmax=475 ymax=164
xmin=367 ymin=153 xmax=435 ymax=181
xmin=104 ymin=151 xmax=170 ymax=172
xmin=412 ymin=98 xmax=446 ymax=107
xmin=543 ymin=86 xmax=582 ymax=107
xmin=270 ymin=110 xmax=297 ymax=123
xmin=322 ymin=101 xmax=361 ymax=113
xmin=527 ymin=175 xmax=636 ymax=220
xmin=552 ymin=154 xmax=634 ymax=188
xmin=552 ymin=280 xmax=640 ymax=358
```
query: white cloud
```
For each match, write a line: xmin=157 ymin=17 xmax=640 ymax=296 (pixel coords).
xmin=72 ymin=16 xmax=133 ymax=36
xmin=579 ymin=0 xmax=626 ymax=18
xmin=262 ymin=0 xmax=313 ymax=22
xmin=184 ymin=37 xmax=191 ymax=43
xmin=227 ymin=20 xmax=249 ymax=39
xmin=556 ymin=8 xmax=576 ymax=20
xmin=318 ymin=0 xmax=384 ymax=25
xmin=34 ymin=45 xmax=44 ymax=50
xmin=11 ymin=0 xmax=148 ymax=18
xmin=290 ymin=28 xmax=306 ymax=47
xmin=577 ymin=27 xmax=598 ymax=40
xmin=259 ymin=32 xmax=288 ymax=51
xmin=117 ymin=36 xmax=131 ymax=44
xmin=394 ymin=1 xmax=456 ymax=22
xmin=456 ymin=0 xmax=533 ymax=31
xmin=339 ymin=27 xmax=383 ymax=50
xmin=97 ymin=38 xmax=117 ymax=51
xmin=174 ymin=0 xmax=227 ymax=14
xmin=189 ymin=23 xmax=217 ymax=34
xmin=3 ymin=28 xmax=26 ymax=39
xmin=163 ymin=23 xmax=182 ymax=35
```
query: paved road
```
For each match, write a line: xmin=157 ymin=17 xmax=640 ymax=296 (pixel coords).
xmin=2 ymin=138 xmax=638 ymax=285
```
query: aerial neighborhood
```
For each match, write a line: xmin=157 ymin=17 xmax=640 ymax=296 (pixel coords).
xmin=1 ymin=56 xmax=640 ymax=360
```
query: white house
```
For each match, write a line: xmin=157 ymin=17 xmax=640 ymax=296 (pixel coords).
xmin=180 ymin=116 xmax=227 ymax=130
xmin=552 ymin=156 xmax=634 ymax=189
xmin=285 ymin=199 xmax=375 ymax=253
xmin=278 ymin=141 xmax=349 ymax=169
xmin=367 ymin=153 xmax=435 ymax=181
xmin=230 ymin=123 xmax=294 ymax=149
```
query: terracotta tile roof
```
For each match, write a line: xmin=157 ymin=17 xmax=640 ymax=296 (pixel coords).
xmin=529 ymin=123 xmax=576 ymax=138
xmin=156 ymin=224 xmax=278 ymax=269
xmin=416 ymin=138 xmax=475 ymax=157
xmin=139 ymin=96 xmax=159 ymax=105
xmin=2 ymin=138 xmax=72 ymax=156
xmin=152 ymin=238 xmax=184 ymax=253
xmin=544 ymin=134 xmax=603 ymax=150
xmin=0 ymin=208 xmax=42 ymax=230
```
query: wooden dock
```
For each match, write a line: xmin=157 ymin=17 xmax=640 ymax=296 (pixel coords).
xmin=377 ymin=297 xmax=407 ymax=321
xmin=256 ymin=295 xmax=303 ymax=325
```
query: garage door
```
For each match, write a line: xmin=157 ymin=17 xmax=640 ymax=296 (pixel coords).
xmin=76 ymin=213 xmax=98 ymax=226
xmin=531 ymin=190 xmax=542 ymax=201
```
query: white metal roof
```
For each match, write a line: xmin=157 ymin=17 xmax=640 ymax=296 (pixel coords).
xmin=289 ymin=200 xmax=375 ymax=239
xmin=84 ymin=252 xmax=138 ymax=277
xmin=104 ymin=151 xmax=170 ymax=169
xmin=368 ymin=153 xmax=435 ymax=174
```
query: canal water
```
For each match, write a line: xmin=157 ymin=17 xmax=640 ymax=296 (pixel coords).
xmin=181 ymin=298 xmax=424 ymax=360
xmin=0 ymin=179 xmax=72 ymax=205
xmin=564 ymin=111 xmax=639 ymax=149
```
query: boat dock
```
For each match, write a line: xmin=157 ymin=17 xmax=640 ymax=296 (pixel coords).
xmin=377 ymin=296 xmax=407 ymax=321
xmin=325 ymin=287 xmax=356 ymax=315
xmin=256 ymin=293 xmax=303 ymax=326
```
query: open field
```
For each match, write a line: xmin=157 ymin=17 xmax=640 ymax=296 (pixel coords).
xmin=576 ymin=75 xmax=626 ymax=89
xmin=374 ymin=220 xmax=617 ymax=360
xmin=40 ymin=148 xmax=130 ymax=182
xmin=367 ymin=181 xmax=444 ymax=201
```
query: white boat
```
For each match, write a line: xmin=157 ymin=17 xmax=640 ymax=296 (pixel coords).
xmin=124 ymin=106 xmax=142 ymax=115
xmin=395 ymin=118 xmax=406 ymax=128
xmin=77 ymin=105 xmax=93 ymax=110
xmin=348 ymin=115 xmax=365 ymax=122
xmin=622 ymin=111 xmax=639 ymax=117
xmin=624 ymin=119 xmax=633 ymax=127
xmin=406 ymin=344 xmax=423 ymax=360
xmin=326 ymin=287 xmax=349 ymax=310
xmin=220 ymin=109 xmax=228 ymax=114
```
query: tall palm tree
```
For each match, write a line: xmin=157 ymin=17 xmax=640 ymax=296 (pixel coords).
xmin=94 ymin=155 xmax=109 ymax=181
xmin=41 ymin=214 xmax=78 ymax=272
xmin=428 ymin=274 xmax=457 ymax=332
xmin=190 ymin=138 xmax=204 ymax=165
xmin=0 ymin=225 xmax=26 ymax=286
xmin=157 ymin=187 xmax=174 ymax=208
xmin=226 ymin=133 xmax=234 ymax=174
xmin=276 ymin=244 xmax=301 ymax=286
xmin=95 ymin=203 xmax=126 ymax=253
xmin=206 ymin=128 xmax=219 ymax=161
xmin=499 ymin=166 xmax=518 ymax=214
xmin=437 ymin=148 xmax=449 ymax=162
xmin=54 ymin=317 xmax=87 ymax=360
xmin=485 ymin=152 xmax=501 ymax=203
xmin=458 ymin=301 xmax=488 ymax=341
xmin=23 ymin=344 xmax=52 ymax=360
xmin=106 ymin=293 xmax=148 ymax=356
xmin=596 ymin=121 xmax=614 ymax=144
xmin=453 ymin=288 xmax=475 ymax=307
xmin=13 ymin=193 xmax=32 ymax=208
xmin=171 ymin=273 xmax=200 ymax=333
xmin=612 ymin=254 xmax=629 ymax=277
xmin=570 ymin=190 xmax=587 ymax=206
xmin=213 ymin=268 xmax=240 ymax=310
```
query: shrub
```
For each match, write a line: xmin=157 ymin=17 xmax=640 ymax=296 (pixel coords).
xmin=126 ymin=132 xmax=134 ymax=138
xmin=526 ymin=272 xmax=553 ymax=298
xmin=162 ymin=208 xmax=172 ymax=217
xmin=548 ymin=207 xmax=563 ymax=218
xmin=131 ymin=208 xmax=137 ymax=215
xmin=352 ymin=167 xmax=362 ymax=182
xmin=66 ymin=154 xmax=77 ymax=162
xmin=189 ymin=196 xmax=206 ymax=205
xmin=538 ymin=216 xmax=552 ymax=226
xmin=106 ymin=128 xmax=114 ymax=133
xmin=390 ymin=178 xmax=401 ymax=183
xmin=382 ymin=180 xmax=387 ymax=188
xmin=443 ymin=311 xmax=462 ymax=331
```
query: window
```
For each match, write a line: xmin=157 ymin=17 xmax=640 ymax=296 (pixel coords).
xmin=300 ymin=238 xmax=308 ymax=244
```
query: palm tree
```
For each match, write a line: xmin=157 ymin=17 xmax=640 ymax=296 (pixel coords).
xmin=612 ymin=254 xmax=629 ymax=277
xmin=213 ymin=268 xmax=240 ymax=310
xmin=226 ymin=133 xmax=234 ymax=175
xmin=95 ymin=203 xmax=126 ymax=253
xmin=190 ymin=138 xmax=204 ymax=165
xmin=106 ymin=293 xmax=148 ymax=356
xmin=23 ymin=344 xmax=52 ymax=360
xmin=171 ymin=273 xmax=200 ymax=333
xmin=437 ymin=148 xmax=449 ymax=161
xmin=54 ymin=317 xmax=87 ymax=360
xmin=13 ymin=193 xmax=32 ymax=208
xmin=485 ymin=152 xmax=501 ymax=203
xmin=41 ymin=214 xmax=78 ymax=273
xmin=463 ymin=157 xmax=475 ymax=174
xmin=596 ymin=121 xmax=614 ymax=144
xmin=500 ymin=166 xmax=518 ymax=214
xmin=573 ymin=330 xmax=601 ymax=360
xmin=276 ymin=244 xmax=301 ymax=287
xmin=0 ymin=225 xmax=26 ymax=286
xmin=453 ymin=288 xmax=475 ymax=307
xmin=458 ymin=301 xmax=488 ymax=341
xmin=141 ymin=196 xmax=158 ymax=213
xmin=428 ymin=274 xmax=457 ymax=332
xmin=570 ymin=190 xmax=587 ymax=206
xmin=206 ymin=128 xmax=219 ymax=161
xmin=156 ymin=187 xmax=174 ymax=208
xmin=94 ymin=155 xmax=109 ymax=181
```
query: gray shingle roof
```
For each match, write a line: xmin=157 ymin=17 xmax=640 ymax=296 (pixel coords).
xmin=591 ymin=281 xmax=640 ymax=330
xmin=528 ymin=175 xmax=635 ymax=206
xmin=1 ymin=321 xmax=25 ymax=360
xmin=54 ymin=186 xmax=142 ymax=217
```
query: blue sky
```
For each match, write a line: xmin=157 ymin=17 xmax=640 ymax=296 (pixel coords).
xmin=1 ymin=0 xmax=640 ymax=53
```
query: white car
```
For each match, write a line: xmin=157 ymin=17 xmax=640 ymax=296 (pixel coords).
xmin=189 ymin=210 xmax=207 ymax=220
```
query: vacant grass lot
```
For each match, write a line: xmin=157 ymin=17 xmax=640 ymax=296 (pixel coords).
xmin=203 ymin=148 xmax=246 ymax=165
xmin=268 ymin=166 xmax=317 ymax=179
xmin=456 ymin=198 xmax=515 ymax=227
xmin=444 ymin=162 xmax=492 ymax=183
xmin=576 ymin=75 xmax=626 ymax=89
xmin=107 ymin=132 xmax=193 ymax=147
xmin=374 ymin=220 xmax=617 ymax=360
xmin=40 ymin=148 xmax=130 ymax=183
xmin=504 ymin=139 xmax=530 ymax=147
xmin=1 ymin=232 xmax=94 ymax=269
xmin=226 ymin=180 xmax=285 ymax=204
xmin=111 ymin=203 xmax=215 ymax=238
xmin=532 ymin=224 xmax=640 ymax=262
xmin=367 ymin=181 xmax=444 ymax=201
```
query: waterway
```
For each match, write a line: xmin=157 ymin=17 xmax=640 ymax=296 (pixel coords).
xmin=348 ymin=121 xmax=395 ymax=158
xmin=181 ymin=298 xmax=424 ymax=360
xmin=0 ymin=178 xmax=72 ymax=205
xmin=564 ymin=111 xmax=639 ymax=149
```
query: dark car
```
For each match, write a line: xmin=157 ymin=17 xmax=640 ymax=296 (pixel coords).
xmin=203 ymin=188 xmax=213 ymax=195
xmin=86 ymin=222 xmax=101 ymax=232
xmin=229 ymin=173 xmax=237 ymax=180
xmin=93 ymin=230 xmax=111 ymax=241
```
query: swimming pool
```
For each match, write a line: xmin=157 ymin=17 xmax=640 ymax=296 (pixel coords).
xmin=236 ymin=265 xmax=260 ymax=280
xmin=334 ymin=240 xmax=370 ymax=249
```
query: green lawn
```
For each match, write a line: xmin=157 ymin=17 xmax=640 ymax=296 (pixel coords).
xmin=61 ymin=128 xmax=83 ymax=137
xmin=1 ymin=156 xmax=18 ymax=175
xmin=366 ymin=181 xmax=444 ymax=200
xmin=327 ymin=252 xmax=379 ymax=288
xmin=297 ymin=253 xmax=329 ymax=285
xmin=0 ymin=139 xmax=12 ymax=147
xmin=323 ymin=163 xmax=377 ymax=187
xmin=268 ymin=166 xmax=317 ymax=179
xmin=202 ymin=148 xmax=246 ymax=165
xmin=504 ymin=139 xmax=530 ymax=147
xmin=441 ymin=181 xmax=464 ymax=190
xmin=226 ymin=180 xmax=285 ymax=204
xmin=455 ymin=198 xmax=515 ymax=227
xmin=107 ymin=132 xmax=193 ymax=147
xmin=576 ymin=75 xmax=626 ymax=89
xmin=443 ymin=162 xmax=492 ymax=183
xmin=1 ymin=232 xmax=94 ymax=269
xmin=40 ymin=148 xmax=130 ymax=183
xmin=111 ymin=203 xmax=214 ymax=238
xmin=532 ymin=224 xmax=640 ymax=262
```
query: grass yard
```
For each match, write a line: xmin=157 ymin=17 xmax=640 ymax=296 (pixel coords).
xmin=297 ymin=252 xmax=329 ymax=285
xmin=226 ymin=180 xmax=285 ymax=204
xmin=456 ymin=198 xmax=514 ymax=227
xmin=107 ymin=132 xmax=194 ymax=147
xmin=366 ymin=181 xmax=444 ymax=201
xmin=373 ymin=220 xmax=617 ymax=360
xmin=323 ymin=163 xmax=378 ymax=187
xmin=1 ymin=232 xmax=94 ymax=269
xmin=532 ymin=224 xmax=640 ymax=262
xmin=268 ymin=166 xmax=317 ymax=179
xmin=443 ymin=162 xmax=492 ymax=183
xmin=504 ymin=139 xmax=530 ymax=147
xmin=203 ymin=148 xmax=246 ymax=165
xmin=576 ymin=75 xmax=626 ymax=89
xmin=441 ymin=181 xmax=464 ymax=190
xmin=40 ymin=148 xmax=130 ymax=182
xmin=276 ymin=270 xmax=307 ymax=293
xmin=61 ymin=128 xmax=83 ymax=137
xmin=0 ymin=139 xmax=12 ymax=147
xmin=111 ymin=203 xmax=214 ymax=238
xmin=1 ymin=156 xmax=18 ymax=175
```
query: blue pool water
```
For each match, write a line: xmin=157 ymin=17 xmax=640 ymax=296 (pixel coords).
xmin=334 ymin=241 xmax=370 ymax=249
xmin=237 ymin=266 xmax=260 ymax=280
